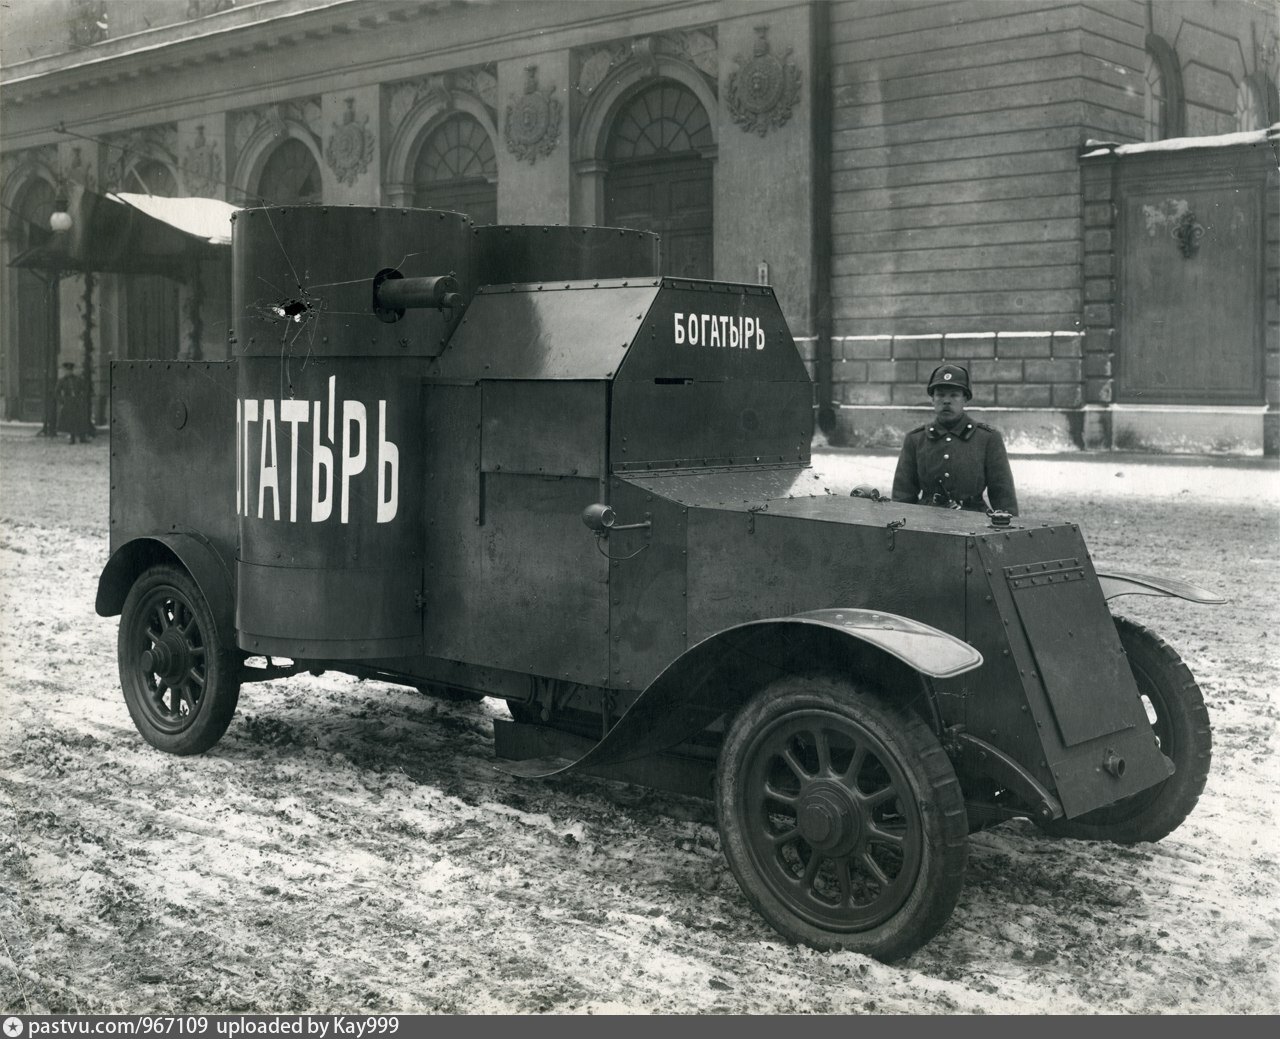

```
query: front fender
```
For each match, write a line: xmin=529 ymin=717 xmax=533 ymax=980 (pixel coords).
xmin=96 ymin=533 xmax=235 ymax=646
xmin=499 ymin=609 xmax=982 ymax=779
xmin=1095 ymin=568 xmax=1226 ymax=604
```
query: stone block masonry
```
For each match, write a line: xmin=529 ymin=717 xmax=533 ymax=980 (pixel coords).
xmin=830 ymin=331 xmax=1085 ymax=408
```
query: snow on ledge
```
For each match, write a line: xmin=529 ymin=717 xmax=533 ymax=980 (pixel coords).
xmin=108 ymin=192 xmax=240 ymax=246
xmin=1081 ymin=125 xmax=1279 ymax=159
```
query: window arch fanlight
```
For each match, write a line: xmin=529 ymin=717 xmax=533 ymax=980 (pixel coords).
xmin=607 ymin=80 xmax=714 ymax=161
xmin=412 ymin=112 xmax=497 ymax=224
xmin=231 ymin=121 xmax=324 ymax=207
xmin=576 ymin=56 xmax=717 ymax=167
xmin=1144 ymin=35 xmax=1184 ymax=140
xmin=257 ymin=137 xmax=322 ymax=205
xmin=573 ymin=55 xmax=717 ymax=228
xmin=1235 ymin=73 xmax=1279 ymax=132
xmin=123 ymin=158 xmax=179 ymax=197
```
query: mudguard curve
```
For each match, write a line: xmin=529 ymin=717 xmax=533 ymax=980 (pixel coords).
xmin=96 ymin=533 xmax=235 ymax=646
xmin=499 ymin=608 xmax=982 ymax=779
xmin=1095 ymin=569 xmax=1226 ymax=604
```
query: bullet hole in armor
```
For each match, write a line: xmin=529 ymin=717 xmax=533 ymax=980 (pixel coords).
xmin=272 ymin=299 xmax=311 ymax=323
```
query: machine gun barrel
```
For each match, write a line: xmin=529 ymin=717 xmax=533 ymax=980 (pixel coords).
xmin=372 ymin=272 xmax=462 ymax=321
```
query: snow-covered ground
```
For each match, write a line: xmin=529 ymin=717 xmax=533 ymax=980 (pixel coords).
xmin=1 ymin=429 xmax=1277 ymax=1013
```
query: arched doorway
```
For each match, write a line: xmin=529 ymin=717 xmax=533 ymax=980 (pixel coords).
xmin=604 ymin=80 xmax=713 ymax=279
xmin=413 ymin=113 xmax=497 ymax=224
xmin=123 ymin=159 xmax=181 ymax=360
xmin=257 ymin=137 xmax=322 ymax=205
xmin=9 ymin=179 xmax=56 ymax=420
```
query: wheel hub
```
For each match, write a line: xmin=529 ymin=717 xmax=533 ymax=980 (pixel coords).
xmin=797 ymin=781 xmax=862 ymax=856
xmin=142 ymin=630 xmax=189 ymax=684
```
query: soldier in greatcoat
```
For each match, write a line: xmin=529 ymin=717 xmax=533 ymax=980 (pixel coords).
xmin=55 ymin=362 xmax=93 ymax=444
xmin=891 ymin=363 xmax=1018 ymax=515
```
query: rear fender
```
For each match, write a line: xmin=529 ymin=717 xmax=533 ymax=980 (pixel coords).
xmin=1095 ymin=569 xmax=1226 ymax=604
xmin=499 ymin=609 xmax=982 ymax=779
xmin=96 ymin=534 xmax=235 ymax=647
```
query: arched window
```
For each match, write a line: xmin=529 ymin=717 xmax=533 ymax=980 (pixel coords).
xmin=257 ymin=138 xmax=321 ymax=205
xmin=124 ymin=159 xmax=178 ymax=197
xmin=607 ymin=81 xmax=713 ymax=161
xmin=1144 ymin=50 xmax=1167 ymax=141
xmin=604 ymin=80 xmax=713 ymax=279
xmin=1143 ymin=36 xmax=1184 ymax=140
xmin=412 ymin=113 xmax=497 ymax=224
xmin=1235 ymin=74 xmax=1277 ymax=132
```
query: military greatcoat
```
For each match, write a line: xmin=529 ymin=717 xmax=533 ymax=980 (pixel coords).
xmin=891 ymin=419 xmax=1019 ymax=515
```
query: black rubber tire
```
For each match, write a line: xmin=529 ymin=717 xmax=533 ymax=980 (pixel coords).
xmin=715 ymin=677 xmax=968 ymax=963
xmin=118 ymin=564 xmax=241 ymax=755
xmin=1039 ymin=617 xmax=1211 ymax=844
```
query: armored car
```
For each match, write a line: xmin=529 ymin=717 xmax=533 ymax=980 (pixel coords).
xmin=98 ymin=206 xmax=1221 ymax=960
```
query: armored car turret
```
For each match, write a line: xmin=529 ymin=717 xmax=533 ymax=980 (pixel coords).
xmin=98 ymin=206 xmax=1221 ymax=961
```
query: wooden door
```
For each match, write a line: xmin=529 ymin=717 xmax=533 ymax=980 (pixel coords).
xmin=15 ymin=270 xmax=54 ymax=421
xmin=606 ymin=156 xmax=713 ymax=279
xmin=124 ymin=274 xmax=181 ymax=360
xmin=1116 ymin=167 xmax=1265 ymax=404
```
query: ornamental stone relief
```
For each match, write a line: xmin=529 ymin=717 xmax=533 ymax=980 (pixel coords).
xmin=325 ymin=98 xmax=375 ymax=186
xmin=65 ymin=145 xmax=98 ymax=191
xmin=183 ymin=126 xmax=223 ymax=196
xmin=103 ymin=125 xmax=177 ymax=190
xmin=727 ymin=25 xmax=801 ymax=137
xmin=575 ymin=29 xmax=717 ymax=97
xmin=68 ymin=0 xmax=108 ymax=48
xmin=231 ymin=99 xmax=322 ymax=154
xmin=505 ymin=66 xmax=562 ymax=164
xmin=388 ymin=66 xmax=498 ymax=134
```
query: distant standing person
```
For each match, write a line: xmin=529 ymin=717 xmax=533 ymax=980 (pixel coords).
xmin=891 ymin=363 xmax=1018 ymax=515
xmin=56 ymin=362 xmax=92 ymax=444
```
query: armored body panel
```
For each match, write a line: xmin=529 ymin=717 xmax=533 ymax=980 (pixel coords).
xmin=99 ymin=205 xmax=1220 ymax=963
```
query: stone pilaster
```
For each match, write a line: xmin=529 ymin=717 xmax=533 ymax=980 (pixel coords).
xmin=1080 ymin=153 xmax=1117 ymax=449
xmin=497 ymin=54 xmax=571 ymax=225
xmin=716 ymin=7 xmax=813 ymax=334
xmin=321 ymin=86 xmax=382 ymax=205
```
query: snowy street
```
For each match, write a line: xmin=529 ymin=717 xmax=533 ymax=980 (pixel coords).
xmin=1 ymin=427 xmax=1277 ymax=1013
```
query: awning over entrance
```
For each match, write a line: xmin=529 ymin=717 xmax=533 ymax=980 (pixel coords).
xmin=8 ymin=184 xmax=237 ymax=277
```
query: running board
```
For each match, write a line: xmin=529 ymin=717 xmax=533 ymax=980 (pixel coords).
xmin=493 ymin=719 xmax=714 ymax=800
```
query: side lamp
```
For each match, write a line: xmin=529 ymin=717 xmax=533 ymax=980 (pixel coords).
xmin=50 ymin=197 xmax=72 ymax=233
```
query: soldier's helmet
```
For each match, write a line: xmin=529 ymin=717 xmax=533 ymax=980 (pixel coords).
xmin=926 ymin=363 xmax=972 ymax=400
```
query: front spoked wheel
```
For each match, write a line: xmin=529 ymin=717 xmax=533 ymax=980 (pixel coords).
xmin=716 ymin=677 xmax=967 ymax=962
xmin=118 ymin=564 xmax=241 ymax=755
xmin=1038 ymin=617 xmax=1211 ymax=843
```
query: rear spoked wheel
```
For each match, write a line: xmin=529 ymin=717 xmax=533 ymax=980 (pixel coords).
xmin=118 ymin=564 xmax=240 ymax=755
xmin=716 ymin=677 xmax=967 ymax=962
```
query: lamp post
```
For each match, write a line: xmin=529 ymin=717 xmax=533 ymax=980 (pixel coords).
xmin=39 ymin=195 xmax=72 ymax=438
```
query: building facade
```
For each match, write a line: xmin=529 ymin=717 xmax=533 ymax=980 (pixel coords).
xmin=2 ymin=0 xmax=1277 ymax=451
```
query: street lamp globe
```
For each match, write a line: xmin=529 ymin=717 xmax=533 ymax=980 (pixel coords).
xmin=49 ymin=208 xmax=73 ymax=233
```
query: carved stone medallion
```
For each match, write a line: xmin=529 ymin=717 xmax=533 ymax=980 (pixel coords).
xmin=505 ymin=66 xmax=561 ymax=164
xmin=183 ymin=126 xmax=222 ymax=196
xmin=728 ymin=25 xmax=801 ymax=137
xmin=326 ymin=97 xmax=374 ymax=186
